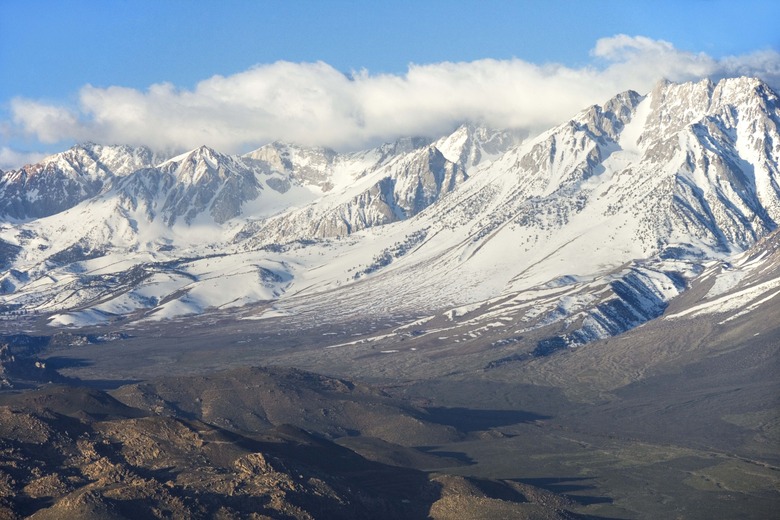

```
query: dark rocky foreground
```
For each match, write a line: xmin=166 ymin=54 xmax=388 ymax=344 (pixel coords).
xmin=0 ymin=369 xmax=594 ymax=520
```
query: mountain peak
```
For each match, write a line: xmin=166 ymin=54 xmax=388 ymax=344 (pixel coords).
xmin=434 ymin=124 xmax=521 ymax=170
xmin=192 ymin=144 xmax=216 ymax=154
xmin=163 ymin=145 xmax=222 ymax=166
xmin=159 ymin=145 xmax=251 ymax=188
xmin=651 ymin=76 xmax=773 ymax=108
xmin=0 ymin=143 xmax=162 ymax=219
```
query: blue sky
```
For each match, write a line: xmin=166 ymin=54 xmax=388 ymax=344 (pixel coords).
xmin=2 ymin=0 xmax=779 ymax=168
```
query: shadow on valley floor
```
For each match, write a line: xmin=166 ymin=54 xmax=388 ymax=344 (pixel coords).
xmin=421 ymin=406 xmax=550 ymax=432
xmin=36 ymin=356 xmax=141 ymax=389
xmin=205 ymin=424 xmax=445 ymax=518
xmin=564 ymin=514 xmax=628 ymax=520
xmin=514 ymin=477 xmax=615 ymax=507
xmin=415 ymin=447 xmax=476 ymax=465
xmin=42 ymin=356 xmax=93 ymax=370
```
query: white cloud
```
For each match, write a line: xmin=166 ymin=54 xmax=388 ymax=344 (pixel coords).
xmin=0 ymin=146 xmax=47 ymax=171
xmin=592 ymin=34 xmax=677 ymax=61
xmin=10 ymin=98 xmax=84 ymax=144
xmin=4 ymin=35 xmax=780 ymax=166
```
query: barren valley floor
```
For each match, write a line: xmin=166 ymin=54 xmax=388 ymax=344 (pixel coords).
xmin=2 ymin=301 xmax=777 ymax=519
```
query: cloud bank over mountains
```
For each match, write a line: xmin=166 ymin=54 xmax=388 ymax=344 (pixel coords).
xmin=4 ymin=35 xmax=780 ymax=169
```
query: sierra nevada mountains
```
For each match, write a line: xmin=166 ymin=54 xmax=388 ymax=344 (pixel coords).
xmin=0 ymin=143 xmax=164 ymax=220
xmin=0 ymin=77 xmax=777 ymax=348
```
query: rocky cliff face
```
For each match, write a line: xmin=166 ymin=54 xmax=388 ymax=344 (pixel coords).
xmin=245 ymin=143 xmax=469 ymax=242
xmin=0 ymin=143 xmax=163 ymax=220
xmin=127 ymin=146 xmax=263 ymax=225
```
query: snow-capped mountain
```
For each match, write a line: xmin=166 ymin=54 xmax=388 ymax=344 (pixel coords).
xmin=236 ymin=126 xmax=521 ymax=243
xmin=665 ymin=227 xmax=780 ymax=323
xmin=119 ymin=146 xmax=265 ymax=226
xmin=240 ymin=143 xmax=467 ymax=243
xmin=0 ymin=143 xmax=164 ymax=220
xmin=0 ymin=77 xmax=777 ymax=347
xmin=434 ymin=123 xmax=527 ymax=172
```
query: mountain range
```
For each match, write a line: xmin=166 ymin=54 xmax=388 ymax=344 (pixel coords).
xmin=0 ymin=76 xmax=778 ymax=354
xmin=2 ymin=75 xmax=779 ymax=520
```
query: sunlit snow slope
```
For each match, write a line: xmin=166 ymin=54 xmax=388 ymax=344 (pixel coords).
xmin=0 ymin=78 xmax=777 ymax=346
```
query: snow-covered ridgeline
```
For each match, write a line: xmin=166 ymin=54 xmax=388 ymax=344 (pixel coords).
xmin=0 ymin=77 xmax=776 ymax=341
